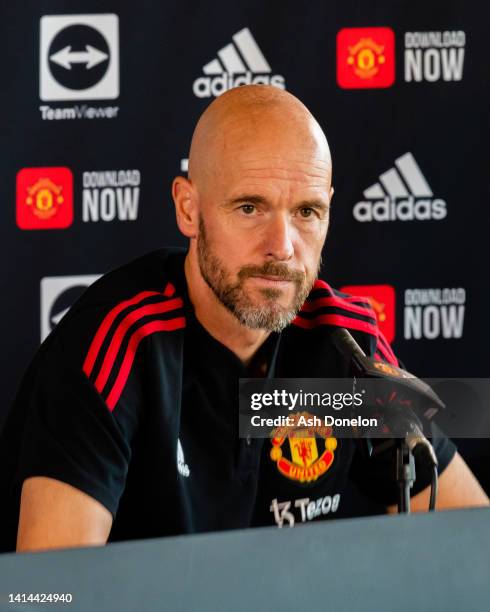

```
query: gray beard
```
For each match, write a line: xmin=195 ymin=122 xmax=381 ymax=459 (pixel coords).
xmin=196 ymin=216 xmax=317 ymax=332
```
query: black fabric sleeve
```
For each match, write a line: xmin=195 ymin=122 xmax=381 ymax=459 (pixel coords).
xmin=14 ymin=332 xmax=143 ymax=517
xmin=349 ymin=422 xmax=457 ymax=507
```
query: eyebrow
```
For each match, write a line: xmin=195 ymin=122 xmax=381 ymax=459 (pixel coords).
xmin=222 ymin=194 xmax=267 ymax=207
xmin=222 ymin=194 xmax=330 ymax=212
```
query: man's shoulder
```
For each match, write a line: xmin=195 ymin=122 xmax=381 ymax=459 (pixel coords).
xmin=293 ymin=279 xmax=377 ymax=336
xmin=287 ymin=279 xmax=397 ymax=365
xmin=43 ymin=247 xmax=188 ymax=366
xmin=77 ymin=247 xmax=187 ymax=305
xmin=59 ymin=247 xmax=185 ymax=317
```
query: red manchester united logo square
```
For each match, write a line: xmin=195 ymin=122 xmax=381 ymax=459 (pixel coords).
xmin=337 ymin=27 xmax=395 ymax=89
xmin=16 ymin=167 xmax=73 ymax=230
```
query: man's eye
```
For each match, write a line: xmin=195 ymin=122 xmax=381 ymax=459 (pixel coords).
xmin=240 ymin=204 xmax=256 ymax=215
xmin=299 ymin=207 xmax=316 ymax=218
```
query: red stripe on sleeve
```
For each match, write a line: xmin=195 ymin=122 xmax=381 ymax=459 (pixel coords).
xmin=300 ymin=296 xmax=376 ymax=319
xmin=375 ymin=333 xmax=398 ymax=366
xmin=82 ymin=287 xmax=170 ymax=377
xmin=337 ymin=295 xmax=372 ymax=307
xmin=313 ymin=279 xmax=333 ymax=292
xmin=105 ymin=317 xmax=186 ymax=411
xmin=94 ymin=297 xmax=183 ymax=393
xmin=163 ymin=282 xmax=176 ymax=297
xmin=292 ymin=313 xmax=378 ymax=336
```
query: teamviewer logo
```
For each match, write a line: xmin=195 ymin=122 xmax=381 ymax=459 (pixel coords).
xmin=40 ymin=14 xmax=119 ymax=101
xmin=40 ymin=275 xmax=101 ymax=341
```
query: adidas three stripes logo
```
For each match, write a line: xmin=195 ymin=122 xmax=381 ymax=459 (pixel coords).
xmin=363 ymin=152 xmax=433 ymax=199
xmin=202 ymin=28 xmax=271 ymax=76
xmin=192 ymin=27 xmax=286 ymax=98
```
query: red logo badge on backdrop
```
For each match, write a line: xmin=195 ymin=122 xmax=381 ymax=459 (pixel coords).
xmin=16 ymin=167 xmax=73 ymax=230
xmin=340 ymin=284 xmax=396 ymax=342
xmin=337 ymin=27 xmax=395 ymax=89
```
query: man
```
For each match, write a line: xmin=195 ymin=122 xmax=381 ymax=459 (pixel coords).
xmin=2 ymin=85 xmax=487 ymax=553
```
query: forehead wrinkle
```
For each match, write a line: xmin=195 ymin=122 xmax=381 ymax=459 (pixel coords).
xmin=235 ymin=163 xmax=332 ymax=186
xmin=238 ymin=154 xmax=331 ymax=167
xmin=234 ymin=174 xmax=330 ymax=188
xmin=238 ymin=159 xmax=331 ymax=175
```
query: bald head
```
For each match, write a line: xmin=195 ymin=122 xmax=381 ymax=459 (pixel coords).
xmin=172 ymin=85 xmax=333 ymax=336
xmin=188 ymin=85 xmax=332 ymax=190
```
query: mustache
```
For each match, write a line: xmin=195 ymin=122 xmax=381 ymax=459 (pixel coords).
xmin=237 ymin=262 xmax=305 ymax=283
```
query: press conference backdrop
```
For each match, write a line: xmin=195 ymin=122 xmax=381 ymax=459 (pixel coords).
xmin=2 ymin=2 xmax=489 ymax=486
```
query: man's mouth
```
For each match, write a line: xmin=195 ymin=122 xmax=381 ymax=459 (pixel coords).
xmin=250 ymin=275 xmax=294 ymax=287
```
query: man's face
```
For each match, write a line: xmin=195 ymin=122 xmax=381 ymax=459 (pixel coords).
xmin=195 ymin=121 xmax=332 ymax=332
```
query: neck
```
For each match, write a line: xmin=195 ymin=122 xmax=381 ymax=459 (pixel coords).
xmin=184 ymin=252 xmax=270 ymax=366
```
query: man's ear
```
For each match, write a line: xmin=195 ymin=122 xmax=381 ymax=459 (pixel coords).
xmin=329 ymin=186 xmax=334 ymax=204
xmin=172 ymin=176 xmax=199 ymax=238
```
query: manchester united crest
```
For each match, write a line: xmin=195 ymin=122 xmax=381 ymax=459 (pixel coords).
xmin=336 ymin=27 xmax=395 ymax=90
xmin=270 ymin=412 xmax=337 ymax=483
xmin=346 ymin=37 xmax=386 ymax=80
xmin=16 ymin=167 xmax=73 ymax=230
xmin=25 ymin=177 xmax=65 ymax=220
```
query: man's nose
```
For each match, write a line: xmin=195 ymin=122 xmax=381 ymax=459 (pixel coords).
xmin=263 ymin=213 xmax=294 ymax=261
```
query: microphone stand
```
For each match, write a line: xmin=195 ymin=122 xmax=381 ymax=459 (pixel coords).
xmin=396 ymin=439 xmax=416 ymax=513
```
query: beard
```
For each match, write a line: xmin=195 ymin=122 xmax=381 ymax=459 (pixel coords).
xmin=197 ymin=216 xmax=319 ymax=332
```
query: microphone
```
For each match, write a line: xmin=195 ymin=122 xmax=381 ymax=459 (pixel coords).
xmin=331 ymin=327 xmax=441 ymax=512
xmin=330 ymin=327 xmax=440 ymax=465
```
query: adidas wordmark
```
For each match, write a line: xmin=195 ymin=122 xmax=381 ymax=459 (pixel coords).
xmin=353 ymin=152 xmax=447 ymax=222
